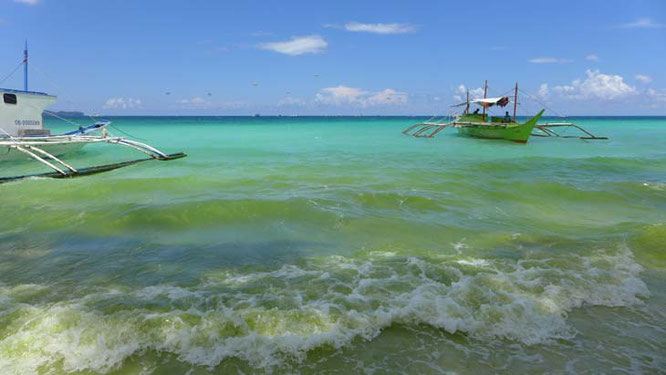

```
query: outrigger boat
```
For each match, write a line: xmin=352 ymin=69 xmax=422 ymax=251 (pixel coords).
xmin=0 ymin=43 xmax=185 ymax=183
xmin=403 ymin=81 xmax=607 ymax=143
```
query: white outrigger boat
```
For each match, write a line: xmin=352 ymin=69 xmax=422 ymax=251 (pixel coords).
xmin=0 ymin=44 xmax=185 ymax=183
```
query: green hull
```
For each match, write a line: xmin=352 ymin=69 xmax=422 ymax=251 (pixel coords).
xmin=456 ymin=110 xmax=545 ymax=143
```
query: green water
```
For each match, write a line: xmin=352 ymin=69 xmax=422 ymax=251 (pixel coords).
xmin=1 ymin=116 xmax=665 ymax=374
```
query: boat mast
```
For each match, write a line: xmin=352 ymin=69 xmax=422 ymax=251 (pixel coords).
xmin=23 ymin=40 xmax=28 ymax=91
xmin=513 ymin=82 xmax=518 ymax=122
xmin=466 ymin=89 xmax=469 ymax=114
xmin=482 ymin=80 xmax=487 ymax=117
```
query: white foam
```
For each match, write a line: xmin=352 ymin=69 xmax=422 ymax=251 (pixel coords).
xmin=455 ymin=258 xmax=490 ymax=268
xmin=0 ymin=245 xmax=650 ymax=373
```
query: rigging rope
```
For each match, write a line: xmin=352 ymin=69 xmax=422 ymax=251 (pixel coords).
xmin=518 ymin=88 xmax=567 ymax=118
xmin=43 ymin=110 xmax=84 ymax=128
xmin=0 ymin=61 xmax=25 ymax=86
xmin=108 ymin=124 xmax=150 ymax=142
xmin=29 ymin=64 xmax=146 ymax=141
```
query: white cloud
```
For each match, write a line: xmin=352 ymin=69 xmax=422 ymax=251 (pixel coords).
xmin=635 ymin=74 xmax=653 ymax=83
xmin=249 ymin=31 xmax=273 ymax=37
xmin=177 ymin=97 xmax=207 ymax=105
xmin=537 ymin=83 xmax=549 ymax=99
xmin=177 ymin=97 xmax=247 ymax=110
xmin=13 ymin=0 xmax=40 ymax=5
xmin=103 ymin=97 xmax=142 ymax=109
xmin=470 ymin=88 xmax=484 ymax=98
xmin=453 ymin=84 xmax=484 ymax=102
xmin=619 ymin=18 xmax=664 ymax=29
xmin=366 ymin=89 xmax=408 ymax=105
xmin=315 ymin=85 xmax=407 ymax=107
xmin=343 ymin=22 xmax=416 ymax=34
xmin=529 ymin=57 xmax=573 ymax=64
xmin=554 ymin=70 xmax=636 ymax=100
xmin=585 ymin=54 xmax=599 ymax=62
xmin=646 ymin=88 xmax=666 ymax=106
xmin=258 ymin=35 xmax=327 ymax=56
xmin=316 ymin=86 xmax=367 ymax=105
xmin=277 ymin=96 xmax=307 ymax=106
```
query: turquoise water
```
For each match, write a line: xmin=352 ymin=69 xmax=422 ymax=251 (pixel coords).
xmin=1 ymin=116 xmax=665 ymax=374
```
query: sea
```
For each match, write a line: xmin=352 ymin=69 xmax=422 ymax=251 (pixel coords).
xmin=1 ymin=116 xmax=664 ymax=374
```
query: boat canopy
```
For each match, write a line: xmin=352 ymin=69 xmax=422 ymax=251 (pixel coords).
xmin=451 ymin=96 xmax=511 ymax=108
xmin=472 ymin=97 xmax=510 ymax=108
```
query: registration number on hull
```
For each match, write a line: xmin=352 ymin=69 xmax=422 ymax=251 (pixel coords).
xmin=14 ymin=120 xmax=41 ymax=126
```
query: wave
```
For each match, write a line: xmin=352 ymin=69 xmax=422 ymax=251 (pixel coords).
xmin=0 ymin=245 xmax=649 ymax=374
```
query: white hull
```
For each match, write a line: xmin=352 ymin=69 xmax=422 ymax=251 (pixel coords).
xmin=1 ymin=51 xmax=185 ymax=182
xmin=0 ymin=126 xmax=105 ymax=162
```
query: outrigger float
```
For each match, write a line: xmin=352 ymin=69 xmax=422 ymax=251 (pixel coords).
xmin=403 ymin=81 xmax=607 ymax=143
xmin=0 ymin=43 xmax=185 ymax=184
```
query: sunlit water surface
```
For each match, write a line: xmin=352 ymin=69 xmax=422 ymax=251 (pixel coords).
xmin=1 ymin=116 xmax=664 ymax=374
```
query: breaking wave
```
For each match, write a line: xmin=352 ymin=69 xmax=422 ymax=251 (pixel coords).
xmin=0 ymin=245 xmax=649 ymax=374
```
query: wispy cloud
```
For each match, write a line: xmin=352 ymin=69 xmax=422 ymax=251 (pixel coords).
xmin=618 ymin=18 xmax=664 ymax=29
xmin=315 ymin=85 xmax=408 ymax=106
xmin=646 ymin=88 xmax=666 ymax=107
xmin=258 ymin=35 xmax=327 ymax=56
xmin=103 ymin=97 xmax=142 ymax=109
xmin=343 ymin=22 xmax=416 ymax=34
xmin=177 ymin=97 xmax=207 ymax=106
xmin=316 ymin=86 xmax=367 ymax=105
xmin=0 ymin=19 xmax=6 ymax=25
xmin=177 ymin=97 xmax=247 ymax=110
xmin=585 ymin=54 xmax=599 ymax=62
xmin=13 ymin=0 xmax=40 ymax=5
xmin=366 ymin=89 xmax=408 ymax=105
xmin=529 ymin=57 xmax=573 ymax=64
xmin=537 ymin=83 xmax=549 ymax=99
xmin=249 ymin=31 xmax=273 ymax=37
xmin=277 ymin=96 xmax=307 ymax=107
xmin=453 ymin=84 xmax=484 ymax=102
xmin=635 ymin=74 xmax=653 ymax=83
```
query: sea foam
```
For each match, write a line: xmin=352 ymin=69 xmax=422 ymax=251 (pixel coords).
xmin=0 ymin=245 xmax=650 ymax=374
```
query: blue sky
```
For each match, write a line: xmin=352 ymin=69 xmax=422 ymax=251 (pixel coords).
xmin=0 ymin=0 xmax=664 ymax=115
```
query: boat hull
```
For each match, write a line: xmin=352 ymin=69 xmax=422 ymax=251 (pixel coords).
xmin=456 ymin=110 xmax=544 ymax=143
xmin=0 ymin=125 xmax=105 ymax=162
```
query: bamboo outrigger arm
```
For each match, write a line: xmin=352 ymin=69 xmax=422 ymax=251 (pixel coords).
xmin=402 ymin=115 xmax=453 ymax=138
xmin=0 ymin=136 xmax=186 ymax=183
xmin=532 ymin=123 xmax=608 ymax=140
xmin=1 ymin=136 xmax=176 ymax=159
xmin=403 ymin=123 xmax=452 ymax=138
xmin=11 ymin=145 xmax=73 ymax=176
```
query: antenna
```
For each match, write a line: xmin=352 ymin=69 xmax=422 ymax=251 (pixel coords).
xmin=23 ymin=40 xmax=28 ymax=91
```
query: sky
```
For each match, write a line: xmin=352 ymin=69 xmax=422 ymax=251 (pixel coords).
xmin=0 ymin=0 xmax=664 ymax=115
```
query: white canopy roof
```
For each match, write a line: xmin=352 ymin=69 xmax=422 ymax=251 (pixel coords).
xmin=471 ymin=97 xmax=506 ymax=104
xmin=450 ymin=96 xmax=511 ymax=108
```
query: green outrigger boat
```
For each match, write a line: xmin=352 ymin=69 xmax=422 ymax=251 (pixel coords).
xmin=453 ymin=109 xmax=544 ymax=144
xmin=403 ymin=81 xmax=607 ymax=143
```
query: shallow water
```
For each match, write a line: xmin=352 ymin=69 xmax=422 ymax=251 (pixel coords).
xmin=1 ymin=116 xmax=665 ymax=374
